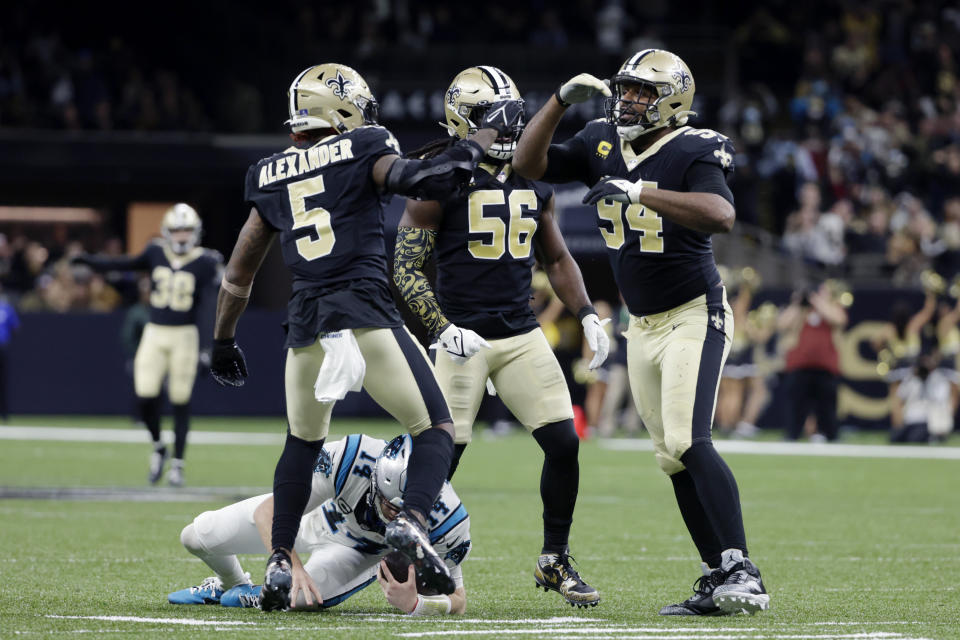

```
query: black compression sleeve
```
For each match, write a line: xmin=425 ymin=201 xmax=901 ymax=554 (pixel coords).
xmin=683 ymin=161 xmax=734 ymax=205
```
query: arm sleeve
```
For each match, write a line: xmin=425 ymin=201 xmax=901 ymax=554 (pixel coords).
xmin=79 ymin=250 xmax=152 ymax=272
xmin=393 ymin=226 xmax=450 ymax=338
xmin=541 ymin=135 xmax=591 ymax=184
xmin=682 ymin=160 xmax=735 ymax=205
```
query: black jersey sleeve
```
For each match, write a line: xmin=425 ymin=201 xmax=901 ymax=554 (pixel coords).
xmin=542 ymin=132 xmax=591 ymax=184
xmin=683 ymin=160 xmax=734 ymax=205
xmin=243 ymin=164 xmax=282 ymax=231
xmin=78 ymin=248 xmax=152 ymax=272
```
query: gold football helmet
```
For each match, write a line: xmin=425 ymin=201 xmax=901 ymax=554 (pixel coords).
xmin=605 ymin=49 xmax=697 ymax=141
xmin=285 ymin=63 xmax=379 ymax=133
xmin=161 ymin=203 xmax=201 ymax=254
xmin=442 ymin=66 xmax=524 ymax=160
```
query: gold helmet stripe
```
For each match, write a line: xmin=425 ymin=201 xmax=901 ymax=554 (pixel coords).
xmin=289 ymin=66 xmax=315 ymax=116
xmin=478 ymin=65 xmax=512 ymax=99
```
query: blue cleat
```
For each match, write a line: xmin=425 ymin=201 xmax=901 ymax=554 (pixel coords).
xmin=221 ymin=583 xmax=262 ymax=608
xmin=168 ymin=576 xmax=224 ymax=605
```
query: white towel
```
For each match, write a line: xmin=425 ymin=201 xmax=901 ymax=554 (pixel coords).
xmin=313 ymin=330 xmax=366 ymax=403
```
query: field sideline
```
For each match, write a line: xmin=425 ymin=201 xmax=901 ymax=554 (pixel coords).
xmin=1 ymin=416 xmax=957 ymax=639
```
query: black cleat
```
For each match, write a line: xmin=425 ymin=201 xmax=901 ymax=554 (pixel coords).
xmin=260 ymin=551 xmax=293 ymax=612
xmin=148 ymin=446 xmax=168 ymax=485
xmin=385 ymin=512 xmax=455 ymax=595
xmin=659 ymin=564 xmax=730 ymax=616
xmin=534 ymin=549 xmax=600 ymax=607
xmin=712 ymin=550 xmax=770 ymax=614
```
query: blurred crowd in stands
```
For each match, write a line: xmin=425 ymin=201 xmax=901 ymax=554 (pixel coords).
xmin=1 ymin=1 xmax=959 ymax=438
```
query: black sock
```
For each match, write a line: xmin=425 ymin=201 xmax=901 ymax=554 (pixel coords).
xmin=532 ymin=419 xmax=579 ymax=554
xmin=172 ymin=403 xmax=190 ymax=460
xmin=271 ymin=431 xmax=325 ymax=553
xmin=680 ymin=441 xmax=748 ymax=556
xmin=447 ymin=444 xmax=468 ymax=481
xmin=139 ymin=397 xmax=162 ymax=444
xmin=403 ymin=427 xmax=453 ymax=520
xmin=670 ymin=468 xmax=723 ymax=567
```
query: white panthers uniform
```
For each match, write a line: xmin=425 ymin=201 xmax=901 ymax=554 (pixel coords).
xmin=188 ymin=434 xmax=471 ymax=607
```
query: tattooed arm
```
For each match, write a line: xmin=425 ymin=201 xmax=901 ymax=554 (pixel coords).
xmin=393 ymin=199 xmax=449 ymax=338
xmin=214 ymin=208 xmax=276 ymax=340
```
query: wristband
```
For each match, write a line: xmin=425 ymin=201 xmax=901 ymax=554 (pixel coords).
xmin=410 ymin=593 xmax=452 ymax=616
xmin=221 ymin=277 xmax=252 ymax=299
xmin=554 ymin=89 xmax=571 ymax=108
xmin=213 ymin=337 xmax=236 ymax=347
xmin=577 ymin=305 xmax=597 ymax=322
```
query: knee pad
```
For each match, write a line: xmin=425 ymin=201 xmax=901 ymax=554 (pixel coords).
xmin=655 ymin=451 xmax=685 ymax=475
xmin=180 ymin=523 xmax=203 ymax=555
xmin=533 ymin=419 xmax=579 ymax=461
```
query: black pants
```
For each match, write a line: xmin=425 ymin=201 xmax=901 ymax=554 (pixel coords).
xmin=786 ymin=369 xmax=838 ymax=441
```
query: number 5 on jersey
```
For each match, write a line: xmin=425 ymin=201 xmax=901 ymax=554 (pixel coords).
xmin=289 ymin=175 xmax=336 ymax=260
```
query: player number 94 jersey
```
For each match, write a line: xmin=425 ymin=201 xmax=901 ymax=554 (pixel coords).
xmin=569 ymin=122 xmax=735 ymax=315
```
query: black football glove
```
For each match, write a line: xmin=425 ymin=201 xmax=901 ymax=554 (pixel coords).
xmin=480 ymin=99 xmax=524 ymax=138
xmin=210 ymin=337 xmax=248 ymax=387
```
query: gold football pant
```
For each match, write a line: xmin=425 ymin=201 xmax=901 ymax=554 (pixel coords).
xmin=625 ymin=286 xmax=733 ymax=475
xmin=133 ymin=323 xmax=199 ymax=404
xmin=285 ymin=327 xmax=450 ymax=441
xmin=434 ymin=327 xmax=574 ymax=444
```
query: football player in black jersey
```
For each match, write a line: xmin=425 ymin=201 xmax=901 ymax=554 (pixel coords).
xmin=513 ymin=50 xmax=769 ymax=615
xmin=208 ymin=63 xmax=521 ymax=612
xmin=73 ymin=204 xmax=222 ymax=487
xmin=394 ymin=66 xmax=608 ymax=608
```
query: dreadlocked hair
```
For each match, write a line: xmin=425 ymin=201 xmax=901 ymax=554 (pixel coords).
xmin=404 ymin=137 xmax=456 ymax=160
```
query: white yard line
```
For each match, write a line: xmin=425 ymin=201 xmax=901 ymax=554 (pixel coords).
xmin=46 ymin=615 xmax=255 ymax=626
xmin=598 ymin=438 xmax=960 ymax=460
xmin=0 ymin=426 xmax=282 ymax=446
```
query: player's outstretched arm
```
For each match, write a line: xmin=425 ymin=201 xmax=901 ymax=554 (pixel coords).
xmin=371 ymin=100 xmax=522 ymax=201
xmin=377 ymin=561 xmax=466 ymax=615
xmin=210 ymin=208 xmax=275 ymax=387
xmin=394 ymin=202 xmax=490 ymax=363
xmin=583 ymin=178 xmax=736 ymax=234
xmin=72 ymin=249 xmax=151 ymax=272
xmin=535 ymin=195 xmax=609 ymax=369
xmin=513 ymin=74 xmax=610 ymax=180
xmin=252 ymin=497 xmax=323 ymax=609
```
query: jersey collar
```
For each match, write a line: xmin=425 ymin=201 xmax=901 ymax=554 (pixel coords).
xmin=619 ymin=126 xmax=690 ymax=172
xmin=478 ymin=162 xmax=512 ymax=184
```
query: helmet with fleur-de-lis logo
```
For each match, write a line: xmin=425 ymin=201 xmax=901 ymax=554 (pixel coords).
xmin=605 ymin=49 xmax=697 ymax=141
xmin=285 ymin=63 xmax=379 ymax=134
xmin=441 ymin=66 xmax=525 ymax=160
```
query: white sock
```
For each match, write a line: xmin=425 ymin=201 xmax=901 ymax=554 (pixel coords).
xmin=720 ymin=548 xmax=745 ymax=572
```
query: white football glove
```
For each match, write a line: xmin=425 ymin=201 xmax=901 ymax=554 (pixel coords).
xmin=557 ymin=73 xmax=612 ymax=106
xmin=581 ymin=313 xmax=611 ymax=370
xmin=582 ymin=177 xmax=643 ymax=206
xmin=430 ymin=324 xmax=491 ymax=364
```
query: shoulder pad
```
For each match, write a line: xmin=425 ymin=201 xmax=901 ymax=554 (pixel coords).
xmin=351 ymin=125 xmax=401 ymax=154
xmin=676 ymin=127 xmax=736 ymax=172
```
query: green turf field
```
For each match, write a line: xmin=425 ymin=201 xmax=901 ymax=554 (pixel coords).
xmin=1 ymin=416 xmax=958 ymax=639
